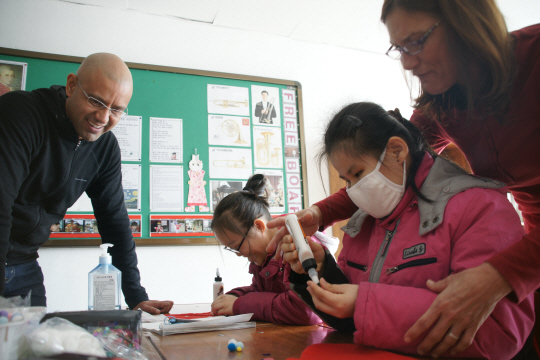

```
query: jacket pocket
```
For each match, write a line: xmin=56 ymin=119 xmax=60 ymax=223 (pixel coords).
xmin=347 ymin=260 xmax=367 ymax=272
xmin=385 ymin=257 xmax=437 ymax=275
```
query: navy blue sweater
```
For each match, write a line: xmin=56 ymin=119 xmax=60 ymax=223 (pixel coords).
xmin=0 ymin=86 xmax=148 ymax=308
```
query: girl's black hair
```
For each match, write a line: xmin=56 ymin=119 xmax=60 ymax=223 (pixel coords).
xmin=211 ymin=174 xmax=272 ymax=240
xmin=317 ymin=102 xmax=436 ymax=203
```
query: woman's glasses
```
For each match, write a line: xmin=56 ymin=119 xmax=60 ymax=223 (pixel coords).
xmin=386 ymin=22 xmax=440 ymax=60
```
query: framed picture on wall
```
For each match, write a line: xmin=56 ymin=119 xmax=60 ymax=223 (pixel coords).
xmin=0 ymin=59 xmax=27 ymax=95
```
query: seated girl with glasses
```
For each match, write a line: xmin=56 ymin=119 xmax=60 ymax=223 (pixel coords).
xmin=278 ymin=102 xmax=534 ymax=359
xmin=210 ymin=174 xmax=339 ymax=325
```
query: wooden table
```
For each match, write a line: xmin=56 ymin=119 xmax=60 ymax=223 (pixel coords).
xmin=139 ymin=304 xmax=459 ymax=360
xmin=142 ymin=322 xmax=354 ymax=360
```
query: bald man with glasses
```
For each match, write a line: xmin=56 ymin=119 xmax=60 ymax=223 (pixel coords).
xmin=0 ymin=53 xmax=173 ymax=314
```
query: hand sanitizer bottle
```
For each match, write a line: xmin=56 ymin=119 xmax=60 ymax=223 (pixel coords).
xmin=88 ymin=243 xmax=122 ymax=310
xmin=213 ymin=268 xmax=224 ymax=300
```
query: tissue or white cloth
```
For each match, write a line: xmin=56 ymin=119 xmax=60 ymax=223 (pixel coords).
xmin=26 ymin=317 xmax=106 ymax=357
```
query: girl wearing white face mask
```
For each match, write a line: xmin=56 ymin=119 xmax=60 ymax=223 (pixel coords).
xmin=279 ymin=102 xmax=533 ymax=359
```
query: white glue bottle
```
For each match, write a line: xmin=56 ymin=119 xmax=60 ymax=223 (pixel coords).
xmin=88 ymin=243 xmax=122 ymax=310
xmin=213 ymin=268 xmax=224 ymax=300
xmin=285 ymin=214 xmax=320 ymax=284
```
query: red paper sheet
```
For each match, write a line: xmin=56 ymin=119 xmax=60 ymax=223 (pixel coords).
xmin=165 ymin=312 xmax=215 ymax=319
xmin=286 ymin=343 xmax=415 ymax=360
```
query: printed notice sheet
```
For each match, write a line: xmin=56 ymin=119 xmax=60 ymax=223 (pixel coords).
xmin=122 ymin=164 xmax=142 ymax=212
xmin=255 ymin=169 xmax=285 ymax=213
xmin=208 ymin=115 xmax=251 ymax=147
xmin=207 ymin=84 xmax=250 ymax=116
xmin=251 ymin=85 xmax=281 ymax=127
xmin=150 ymin=117 xmax=183 ymax=163
xmin=209 ymin=147 xmax=252 ymax=180
xmin=112 ymin=115 xmax=142 ymax=161
xmin=150 ymin=165 xmax=184 ymax=212
xmin=253 ymin=126 xmax=283 ymax=169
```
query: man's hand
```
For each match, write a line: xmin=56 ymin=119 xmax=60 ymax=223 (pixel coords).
xmin=133 ymin=300 xmax=174 ymax=314
xmin=211 ymin=294 xmax=238 ymax=316
xmin=266 ymin=206 xmax=323 ymax=256
xmin=404 ymin=263 xmax=512 ymax=357
xmin=307 ymin=278 xmax=358 ymax=318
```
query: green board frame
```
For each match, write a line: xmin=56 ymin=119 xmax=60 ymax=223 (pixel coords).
xmin=0 ymin=47 xmax=308 ymax=247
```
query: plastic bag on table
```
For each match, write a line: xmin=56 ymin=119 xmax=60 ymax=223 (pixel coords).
xmin=25 ymin=317 xmax=107 ymax=358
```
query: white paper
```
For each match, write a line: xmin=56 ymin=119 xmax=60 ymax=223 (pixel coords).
xmin=255 ymin=169 xmax=285 ymax=213
xmin=67 ymin=192 xmax=93 ymax=212
xmin=210 ymin=180 xmax=246 ymax=212
xmin=112 ymin=115 xmax=142 ymax=161
xmin=253 ymin=126 xmax=283 ymax=169
xmin=150 ymin=165 xmax=184 ymax=211
xmin=209 ymin=147 xmax=252 ymax=180
xmin=208 ymin=115 xmax=251 ymax=147
xmin=207 ymin=84 xmax=250 ymax=116
xmin=150 ymin=117 xmax=183 ymax=163
xmin=251 ymin=85 xmax=281 ymax=127
xmin=122 ymin=164 xmax=142 ymax=212
xmin=143 ymin=313 xmax=254 ymax=335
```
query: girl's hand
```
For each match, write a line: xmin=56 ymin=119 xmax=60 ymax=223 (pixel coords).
xmin=281 ymin=235 xmax=325 ymax=274
xmin=306 ymin=278 xmax=358 ymax=318
xmin=266 ymin=206 xmax=323 ymax=255
xmin=211 ymin=294 xmax=238 ymax=316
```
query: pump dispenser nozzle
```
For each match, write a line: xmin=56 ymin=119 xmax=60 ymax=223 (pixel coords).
xmin=99 ymin=243 xmax=113 ymax=264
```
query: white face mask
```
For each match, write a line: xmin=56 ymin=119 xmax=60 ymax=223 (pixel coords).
xmin=346 ymin=149 xmax=406 ymax=219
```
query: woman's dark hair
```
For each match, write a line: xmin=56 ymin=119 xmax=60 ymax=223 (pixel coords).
xmin=318 ymin=102 xmax=435 ymax=202
xmin=381 ymin=0 xmax=515 ymax=122
xmin=211 ymin=174 xmax=272 ymax=240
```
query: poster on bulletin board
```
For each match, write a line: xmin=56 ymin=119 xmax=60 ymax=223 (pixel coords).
xmin=0 ymin=47 xmax=308 ymax=246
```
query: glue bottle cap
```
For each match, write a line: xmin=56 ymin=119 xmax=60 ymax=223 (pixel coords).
xmin=215 ymin=268 xmax=222 ymax=282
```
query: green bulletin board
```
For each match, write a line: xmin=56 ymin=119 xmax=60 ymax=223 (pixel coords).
xmin=0 ymin=48 xmax=308 ymax=246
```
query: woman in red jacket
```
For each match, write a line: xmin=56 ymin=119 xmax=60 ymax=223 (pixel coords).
xmin=269 ymin=0 xmax=540 ymax=358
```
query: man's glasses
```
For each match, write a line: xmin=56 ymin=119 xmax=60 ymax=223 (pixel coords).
xmin=223 ymin=226 xmax=251 ymax=254
xmin=386 ymin=22 xmax=440 ymax=60
xmin=77 ymin=79 xmax=127 ymax=119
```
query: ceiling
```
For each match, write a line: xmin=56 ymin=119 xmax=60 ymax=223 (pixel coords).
xmin=65 ymin=0 xmax=539 ymax=55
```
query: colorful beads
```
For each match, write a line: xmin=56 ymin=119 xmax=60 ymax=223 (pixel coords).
xmin=227 ymin=339 xmax=244 ymax=352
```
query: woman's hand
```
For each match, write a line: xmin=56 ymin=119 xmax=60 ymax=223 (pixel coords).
xmin=404 ymin=263 xmax=512 ymax=357
xmin=306 ymin=278 xmax=358 ymax=318
xmin=266 ymin=206 xmax=323 ymax=256
xmin=281 ymin=234 xmax=325 ymax=274
xmin=211 ymin=294 xmax=238 ymax=316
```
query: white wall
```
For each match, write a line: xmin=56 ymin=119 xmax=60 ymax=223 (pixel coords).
xmin=0 ymin=0 xmax=412 ymax=311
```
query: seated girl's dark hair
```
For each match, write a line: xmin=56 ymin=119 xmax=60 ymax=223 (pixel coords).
xmin=318 ymin=102 xmax=436 ymax=202
xmin=211 ymin=174 xmax=272 ymax=239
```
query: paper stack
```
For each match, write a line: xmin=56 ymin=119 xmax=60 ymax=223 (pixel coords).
xmin=143 ymin=313 xmax=255 ymax=336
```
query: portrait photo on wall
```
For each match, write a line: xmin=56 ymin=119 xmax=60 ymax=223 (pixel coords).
xmin=193 ymin=219 xmax=203 ymax=232
xmin=203 ymin=219 xmax=212 ymax=232
xmin=150 ymin=219 xmax=169 ymax=233
xmin=210 ymin=180 xmax=246 ymax=212
xmin=255 ymin=170 xmax=285 ymax=213
xmin=170 ymin=219 xmax=186 ymax=233
xmin=84 ymin=219 xmax=99 ymax=233
xmin=130 ymin=220 xmax=141 ymax=233
xmin=0 ymin=60 xmax=27 ymax=96
xmin=64 ymin=219 xmax=83 ymax=233
xmin=50 ymin=221 xmax=63 ymax=233
xmin=251 ymin=85 xmax=281 ymax=127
